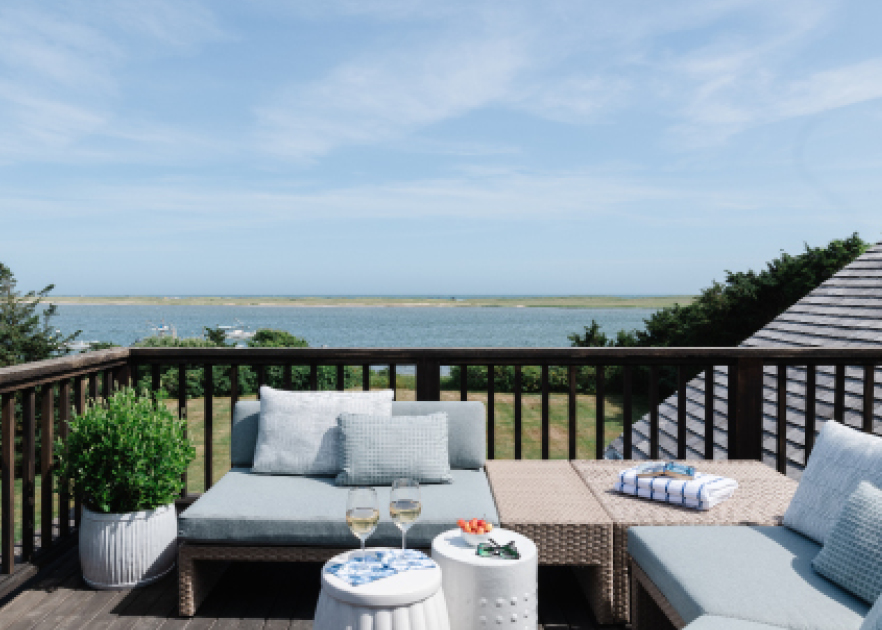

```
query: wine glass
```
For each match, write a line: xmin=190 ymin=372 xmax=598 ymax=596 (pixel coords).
xmin=390 ymin=478 xmax=421 ymax=550
xmin=346 ymin=487 xmax=380 ymax=562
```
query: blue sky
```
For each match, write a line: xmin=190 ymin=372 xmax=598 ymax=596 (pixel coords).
xmin=2 ymin=0 xmax=881 ymax=296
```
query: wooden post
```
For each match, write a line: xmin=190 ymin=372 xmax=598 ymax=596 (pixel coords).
xmin=58 ymin=380 xmax=71 ymax=538
xmin=732 ymin=357 xmax=764 ymax=460
xmin=40 ymin=384 xmax=55 ymax=553
xmin=2 ymin=393 xmax=15 ymax=574
xmin=22 ymin=388 xmax=36 ymax=561
xmin=415 ymin=360 xmax=441 ymax=401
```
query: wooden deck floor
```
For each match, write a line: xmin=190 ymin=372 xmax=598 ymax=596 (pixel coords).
xmin=0 ymin=550 xmax=625 ymax=630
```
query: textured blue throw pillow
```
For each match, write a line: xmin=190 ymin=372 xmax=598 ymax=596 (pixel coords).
xmin=813 ymin=481 xmax=882 ymax=604
xmin=335 ymin=412 xmax=453 ymax=486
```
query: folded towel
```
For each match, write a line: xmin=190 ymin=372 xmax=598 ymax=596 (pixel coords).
xmin=614 ymin=468 xmax=738 ymax=510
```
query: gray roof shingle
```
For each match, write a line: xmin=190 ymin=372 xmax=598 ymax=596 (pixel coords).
xmin=605 ymin=242 xmax=882 ymax=478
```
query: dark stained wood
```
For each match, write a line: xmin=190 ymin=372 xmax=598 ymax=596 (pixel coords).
xmin=257 ymin=365 xmax=266 ymax=396
xmin=733 ymin=358 xmax=763 ymax=460
xmin=22 ymin=388 xmax=36 ymax=561
xmin=864 ymin=364 xmax=875 ymax=434
xmin=514 ymin=365 xmax=522 ymax=460
xmin=204 ymin=365 xmax=214 ymax=492
xmin=649 ymin=366 xmax=659 ymax=459
xmin=415 ymin=360 xmax=441 ymax=401
xmin=230 ymin=364 xmax=239 ymax=417
xmin=805 ymin=364 xmax=817 ymax=464
xmin=89 ymin=373 xmax=99 ymax=402
xmin=727 ymin=363 xmax=739 ymax=462
xmin=568 ymin=366 xmax=577 ymax=460
xmin=40 ymin=385 xmax=54 ymax=552
xmin=676 ymin=367 xmax=686 ymax=460
xmin=362 ymin=364 xmax=370 ymax=391
xmin=460 ymin=365 xmax=468 ymax=401
xmin=74 ymin=378 xmax=86 ymax=527
xmin=310 ymin=364 xmax=318 ymax=391
xmin=58 ymin=380 xmax=70 ymax=539
xmin=0 ymin=349 xmax=129 ymax=395
xmin=834 ymin=364 xmax=846 ymax=423
xmin=487 ymin=365 xmax=496 ymax=460
xmin=541 ymin=364 xmax=550 ymax=460
xmin=595 ymin=366 xmax=605 ymax=460
xmin=151 ymin=364 xmax=161 ymax=397
xmin=622 ymin=365 xmax=632 ymax=460
xmin=178 ymin=365 xmax=187 ymax=497
xmin=335 ymin=365 xmax=344 ymax=392
xmin=704 ymin=366 xmax=714 ymax=459
xmin=777 ymin=365 xmax=788 ymax=474
xmin=102 ymin=369 xmax=112 ymax=399
xmin=389 ymin=364 xmax=396 ymax=400
xmin=284 ymin=364 xmax=293 ymax=391
xmin=1 ymin=393 xmax=14 ymax=574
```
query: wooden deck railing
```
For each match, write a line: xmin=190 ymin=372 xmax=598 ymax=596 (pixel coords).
xmin=0 ymin=346 xmax=880 ymax=581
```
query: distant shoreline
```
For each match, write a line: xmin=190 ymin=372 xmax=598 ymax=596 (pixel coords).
xmin=50 ymin=295 xmax=693 ymax=309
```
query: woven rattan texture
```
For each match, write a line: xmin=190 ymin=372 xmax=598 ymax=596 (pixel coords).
xmin=485 ymin=460 xmax=615 ymax=624
xmin=578 ymin=462 xmax=797 ymax=625
xmin=630 ymin=559 xmax=685 ymax=630
xmin=178 ymin=544 xmax=355 ymax=616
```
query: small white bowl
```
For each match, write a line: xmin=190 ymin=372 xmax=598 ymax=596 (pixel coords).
xmin=460 ymin=530 xmax=491 ymax=547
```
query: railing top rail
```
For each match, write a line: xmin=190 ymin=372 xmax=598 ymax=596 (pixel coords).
xmin=0 ymin=348 xmax=130 ymax=394
xmin=128 ymin=346 xmax=882 ymax=365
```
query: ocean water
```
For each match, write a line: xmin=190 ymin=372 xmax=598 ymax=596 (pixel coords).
xmin=49 ymin=305 xmax=657 ymax=348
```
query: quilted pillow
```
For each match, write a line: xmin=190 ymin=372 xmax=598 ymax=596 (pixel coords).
xmin=251 ymin=387 xmax=394 ymax=475
xmin=862 ymin=592 xmax=882 ymax=630
xmin=335 ymin=412 xmax=453 ymax=486
xmin=783 ymin=421 xmax=882 ymax=543
xmin=813 ymin=481 xmax=882 ymax=604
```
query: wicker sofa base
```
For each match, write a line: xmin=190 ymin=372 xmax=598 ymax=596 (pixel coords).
xmin=178 ymin=542 xmax=356 ymax=617
xmin=629 ymin=559 xmax=685 ymax=630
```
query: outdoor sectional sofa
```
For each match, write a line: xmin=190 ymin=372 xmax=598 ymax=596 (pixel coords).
xmin=627 ymin=420 xmax=882 ymax=630
xmin=176 ymin=399 xmax=500 ymax=617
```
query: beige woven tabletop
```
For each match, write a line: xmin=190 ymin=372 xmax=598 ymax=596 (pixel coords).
xmin=484 ymin=459 xmax=616 ymax=624
xmin=573 ymin=460 xmax=798 ymax=624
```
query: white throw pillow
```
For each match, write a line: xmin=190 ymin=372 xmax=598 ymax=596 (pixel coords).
xmin=783 ymin=420 xmax=882 ymax=544
xmin=251 ymin=386 xmax=394 ymax=475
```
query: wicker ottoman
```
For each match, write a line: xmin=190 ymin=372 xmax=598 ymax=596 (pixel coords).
xmin=571 ymin=460 xmax=798 ymax=625
xmin=484 ymin=460 xmax=615 ymax=624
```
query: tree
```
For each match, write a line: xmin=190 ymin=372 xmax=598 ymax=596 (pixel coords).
xmin=0 ymin=263 xmax=79 ymax=367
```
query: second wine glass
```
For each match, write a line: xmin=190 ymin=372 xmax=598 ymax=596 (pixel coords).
xmin=346 ymin=487 xmax=380 ymax=562
xmin=390 ymin=478 xmax=421 ymax=550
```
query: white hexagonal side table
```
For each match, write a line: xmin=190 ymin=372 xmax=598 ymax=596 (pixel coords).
xmin=432 ymin=528 xmax=538 ymax=630
xmin=314 ymin=549 xmax=450 ymax=630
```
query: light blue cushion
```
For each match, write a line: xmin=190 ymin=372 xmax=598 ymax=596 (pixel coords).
xmin=814 ymin=481 xmax=882 ymax=604
xmin=335 ymin=412 xmax=453 ymax=486
xmin=179 ymin=468 xmax=498 ymax=548
xmin=862 ymin=595 xmax=882 ymax=630
xmin=784 ymin=421 xmax=882 ymax=544
xmin=628 ymin=525 xmax=869 ymax=629
xmin=231 ymin=400 xmax=486 ymax=470
xmin=684 ymin=616 xmax=786 ymax=630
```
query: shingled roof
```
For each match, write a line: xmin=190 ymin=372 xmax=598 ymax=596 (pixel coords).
xmin=605 ymin=242 xmax=882 ymax=478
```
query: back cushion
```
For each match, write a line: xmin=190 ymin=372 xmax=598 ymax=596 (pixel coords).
xmin=231 ymin=399 xmax=486 ymax=470
xmin=784 ymin=420 xmax=882 ymax=544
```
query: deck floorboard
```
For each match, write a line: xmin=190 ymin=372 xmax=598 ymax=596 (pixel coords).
xmin=0 ymin=550 xmax=625 ymax=630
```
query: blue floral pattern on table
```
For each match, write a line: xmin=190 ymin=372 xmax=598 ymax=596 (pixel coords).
xmin=325 ymin=550 xmax=437 ymax=586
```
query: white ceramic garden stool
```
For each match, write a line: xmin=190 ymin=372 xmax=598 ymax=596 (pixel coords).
xmin=314 ymin=549 xmax=450 ymax=630
xmin=431 ymin=528 xmax=538 ymax=630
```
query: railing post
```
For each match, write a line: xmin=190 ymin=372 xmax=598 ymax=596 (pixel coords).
xmin=731 ymin=357 xmax=764 ymax=460
xmin=415 ymin=360 xmax=441 ymax=401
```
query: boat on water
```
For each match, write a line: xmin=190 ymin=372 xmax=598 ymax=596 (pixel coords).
xmin=217 ymin=320 xmax=255 ymax=343
xmin=147 ymin=321 xmax=177 ymax=338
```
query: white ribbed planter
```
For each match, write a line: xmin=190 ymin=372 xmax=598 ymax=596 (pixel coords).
xmin=79 ymin=503 xmax=177 ymax=590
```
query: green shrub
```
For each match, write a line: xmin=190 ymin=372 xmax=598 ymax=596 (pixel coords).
xmin=55 ymin=388 xmax=194 ymax=514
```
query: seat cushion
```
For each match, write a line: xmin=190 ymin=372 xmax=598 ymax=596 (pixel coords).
xmin=179 ymin=468 xmax=499 ymax=548
xmin=628 ymin=525 xmax=869 ymax=630
xmin=684 ymin=616 xmax=786 ymax=630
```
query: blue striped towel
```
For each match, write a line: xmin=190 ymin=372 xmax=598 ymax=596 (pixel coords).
xmin=614 ymin=467 xmax=738 ymax=510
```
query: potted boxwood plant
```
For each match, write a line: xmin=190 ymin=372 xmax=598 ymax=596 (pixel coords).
xmin=56 ymin=387 xmax=194 ymax=589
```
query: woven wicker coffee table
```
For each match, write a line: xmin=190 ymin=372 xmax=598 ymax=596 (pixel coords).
xmin=571 ymin=460 xmax=798 ymax=625
xmin=484 ymin=460 xmax=615 ymax=624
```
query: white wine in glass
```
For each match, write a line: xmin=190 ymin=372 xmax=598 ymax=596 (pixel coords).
xmin=347 ymin=488 xmax=380 ymax=562
xmin=390 ymin=478 xmax=421 ymax=550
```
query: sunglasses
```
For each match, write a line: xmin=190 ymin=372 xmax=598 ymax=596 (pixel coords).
xmin=476 ymin=539 xmax=520 ymax=560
